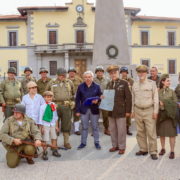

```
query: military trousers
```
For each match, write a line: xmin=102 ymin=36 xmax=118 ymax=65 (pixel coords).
xmin=5 ymin=144 xmax=36 ymax=168
xmin=126 ymin=116 xmax=132 ymax=127
xmin=109 ymin=117 xmax=126 ymax=150
xmin=134 ymin=106 xmax=157 ymax=155
xmin=57 ymin=104 xmax=72 ymax=133
xmin=4 ymin=106 xmax=14 ymax=122
xmin=101 ymin=110 xmax=109 ymax=130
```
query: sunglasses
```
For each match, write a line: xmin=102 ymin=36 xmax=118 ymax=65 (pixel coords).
xmin=29 ymin=86 xmax=37 ymax=89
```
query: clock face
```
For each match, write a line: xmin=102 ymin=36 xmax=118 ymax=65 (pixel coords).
xmin=76 ymin=5 xmax=84 ymax=13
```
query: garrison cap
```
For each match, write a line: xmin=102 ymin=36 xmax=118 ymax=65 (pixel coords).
xmin=39 ymin=67 xmax=48 ymax=74
xmin=7 ymin=67 xmax=16 ymax=74
xmin=160 ymin=73 xmax=169 ymax=80
xmin=106 ymin=65 xmax=119 ymax=73
xmin=57 ymin=68 xmax=67 ymax=76
xmin=136 ymin=65 xmax=148 ymax=73
xmin=14 ymin=104 xmax=26 ymax=114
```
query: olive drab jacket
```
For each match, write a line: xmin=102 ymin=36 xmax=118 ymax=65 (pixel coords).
xmin=37 ymin=77 xmax=52 ymax=96
xmin=68 ymin=76 xmax=83 ymax=93
xmin=21 ymin=76 xmax=36 ymax=95
xmin=0 ymin=79 xmax=23 ymax=106
xmin=0 ymin=115 xmax=42 ymax=146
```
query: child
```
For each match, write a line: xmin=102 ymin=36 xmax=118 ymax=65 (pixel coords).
xmin=39 ymin=91 xmax=61 ymax=160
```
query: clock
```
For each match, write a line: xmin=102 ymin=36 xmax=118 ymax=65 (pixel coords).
xmin=76 ymin=5 xmax=84 ymax=13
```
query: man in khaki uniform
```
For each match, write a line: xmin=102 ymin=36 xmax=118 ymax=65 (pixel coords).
xmin=37 ymin=67 xmax=51 ymax=96
xmin=46 ymin=68 xmax=75 ymax=149
xmin=0 ymin=67 xmax=23 ymax=121
xmin=120 ymin=66 xmax=134 ymax=136
xmin=21 ymin=67 xmax=36 ymax=95
xmin=68 ymin=67 xmax=83 ymax=135
xmin=132 ymin=65 xmax=159 ymax=160
xmin=94 ymin=66 xmax=110 ymax=135
xmin=0 ymin=104 xmax=42 ymax=168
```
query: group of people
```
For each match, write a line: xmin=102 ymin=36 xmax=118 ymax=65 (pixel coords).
xmin=0 ymin=64 xmax=179 ymax=168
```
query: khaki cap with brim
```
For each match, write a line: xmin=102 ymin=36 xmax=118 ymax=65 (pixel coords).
xmin=107 ymin=65 xmax=119 ymax=73
xmin=136 ymin=65 xmax=148 ymax=72
xmin=27 ymin=81 xmax=37 ymax=89
xmin=43 ymin=91 xmax=54 ymax=97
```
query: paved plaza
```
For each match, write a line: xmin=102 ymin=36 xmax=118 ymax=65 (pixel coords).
xmin=0 ymin=110 xmax=180 ymax=180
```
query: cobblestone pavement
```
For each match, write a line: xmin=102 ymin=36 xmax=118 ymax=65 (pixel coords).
xmin=0 ymin=110 xmax=180 ymax=180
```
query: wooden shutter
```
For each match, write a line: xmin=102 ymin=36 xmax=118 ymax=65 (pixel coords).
xmin=168 ymin=32 xmax=175 ymax=46
xmin=49 ymin=61 xmax=57 ymax=75
xmin=9 ymin=32 xmax=17 ymax=46
xmin=168 ymin=60 xmax=175 ymax=74
xmin=141 ymin=31 xmax=149 ymax=45
xmin=49 ymin=31 xmax=57 ymax=44
xmin=76 ymin=30 xmax=84 ymax=43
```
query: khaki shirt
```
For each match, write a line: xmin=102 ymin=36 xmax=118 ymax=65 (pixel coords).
xmin=46 ymin=79 xmax=75 ymax=102
xmin=68 ymin=76 xmax=83 ymax=93
xmin=132 ymin=78 xmax=159 ymax=114
xmin=0 ymin=115 xmax=42 ymax=145
xmin=94 ymin=77 xmax=109 ymax=92
xmin=0 ymin=79 xmax=23 ymax=105
xmin=21 ymin=76 xmax=36 ymax=95
xmin=37 ymin=77 xmax=52 ymax=96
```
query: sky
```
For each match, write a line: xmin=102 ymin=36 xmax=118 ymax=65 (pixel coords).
xmin=0 ymin=0 xmax=180 ymax=18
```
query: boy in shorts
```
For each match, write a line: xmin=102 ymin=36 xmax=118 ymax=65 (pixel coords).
xmin=39 ymin=91 xmax=61 ymax=160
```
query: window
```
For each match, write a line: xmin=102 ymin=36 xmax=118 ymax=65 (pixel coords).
xmin=9 ymin=31 xmax=17 ymax=46
xmin=141 ymin=59 xmax=150 ymax=67
xmin=49 ymin=61 xmax=57 ymax=75
xmin=48 ymin=30 xmax=57 ymax=44
xmin=141 ymin=31 xmax=149 ymax=45
xmin=168 ymin=60 xmax=176 ymax=74
xmin=76 ymin=30 xmax=84 ymax=43
xmin=9 ymin=60 xmax=18 ymax=75
xmin=168 ymin=32 xmax=176 ymax=46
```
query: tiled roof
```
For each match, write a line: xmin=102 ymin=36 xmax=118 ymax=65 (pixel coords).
xmin=0 ymin=15 xmax=27 ymax=20
xmin=132 ymin=16 xmax=180 ymax=22
xmin=18 ymin=6 xmax=68 ymax=15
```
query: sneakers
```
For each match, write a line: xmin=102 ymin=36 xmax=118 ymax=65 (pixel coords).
xmin=95 ymin=143 xmax=101 ymax=150
xmin=77 ymin=143 xmax=86 ymax=150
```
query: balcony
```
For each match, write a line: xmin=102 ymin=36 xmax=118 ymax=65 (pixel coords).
xmin=35 ymin=43 xmax=93 ymax=54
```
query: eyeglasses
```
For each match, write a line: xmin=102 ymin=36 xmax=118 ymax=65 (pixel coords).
xmin=29 ymin=86 xmax=37 ymax=89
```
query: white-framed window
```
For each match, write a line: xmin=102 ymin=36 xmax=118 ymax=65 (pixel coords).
xmin=141 ymin=31 xmax=149 ymax=45
xmin=76 ymin=30 xmax=85 ymax=44
xmin=8 ymin=31 xmax=18 ymax=46
xmin=48 ymin=30 xmax=58 ymax=44
xmin=167 ymin=31 xmax=176 ymax=46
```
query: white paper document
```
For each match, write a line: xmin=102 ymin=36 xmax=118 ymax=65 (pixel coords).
xmin=99 ymin=89 xmax=115 ymax=111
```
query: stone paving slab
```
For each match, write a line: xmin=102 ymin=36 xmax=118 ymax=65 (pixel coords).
xmin=1 ymin=111 xmax=180 ymax=180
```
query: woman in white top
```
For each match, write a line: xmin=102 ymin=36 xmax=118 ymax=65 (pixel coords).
xmin=21 ymin=81 xmax=45 ymax=125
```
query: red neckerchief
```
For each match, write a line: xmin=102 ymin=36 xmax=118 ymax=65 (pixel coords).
xmin=46 ymin=102 xmax=56 ymax=111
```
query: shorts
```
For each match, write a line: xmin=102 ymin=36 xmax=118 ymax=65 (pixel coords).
xmin=43 ymin=126 xmax=57 ymax=142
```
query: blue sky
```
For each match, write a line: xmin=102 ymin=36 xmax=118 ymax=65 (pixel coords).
xmin=0 ymin=0 xmax=180 ymax=18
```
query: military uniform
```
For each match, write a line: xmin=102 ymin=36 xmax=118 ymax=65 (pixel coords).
xmin=0 ymin=78 xmax=23 ymax=120
xmin=46 ymin=68 xmax=75 ymax=149
xmin=132 ymin=65 xmax=159 ymax=157
xmin=175 ymin=84 xmax=180 ymax=102
xmin=21 ymin=76 xmax=36 ymax=95
xmin=148 ymin=76 xmax=160 ymax=87
xmin=0 ymin=115 xmax=42 ymax=168
xmin=37 ymin=77 xmax=51 ymax=96
xmin=94 ymin=76 xmax=110 ymax=132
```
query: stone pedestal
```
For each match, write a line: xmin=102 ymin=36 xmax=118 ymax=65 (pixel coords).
xmin=93 ymin=0 xmax=130 ymax=69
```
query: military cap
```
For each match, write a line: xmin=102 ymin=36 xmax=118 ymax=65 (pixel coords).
xmin=7 ymin=67 xmax=16 ymax=74
xmin=106 ymin=65 xmax=119 ymax=73
xmin=14 ymin=104 xmax=26 ymax=114
xmin=68 ymin=67 xmax=77 ymax=73
xmin=39 ymin=67 xmax=48 ymax=74
xmin=95 ymin=66 xmax=105 ymax=73
xmin=43 ymin=91 xmax=54 ymax=97
xmin=136 ymin=65 xmax=148 ymax=73
xmin=120 ymin=66 xmax=128 ymax=73
xmin=57 ymin=68 xmax=67 ymax=75
xmin=160 ymin=73 xmax=169 ymax=80
xmin=24 ymin=67 xmax=33 ymax=73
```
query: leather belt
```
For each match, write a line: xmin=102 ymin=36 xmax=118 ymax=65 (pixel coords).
xmin=135 ymin=105 xmax=153 ymax=110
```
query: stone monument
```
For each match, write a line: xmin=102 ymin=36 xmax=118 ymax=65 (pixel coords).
xmin=93 ymin=0 xmax=135 ymax=76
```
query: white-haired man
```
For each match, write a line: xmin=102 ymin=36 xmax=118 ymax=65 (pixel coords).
xmin=76 ymin=71 xmax=102 ymax=150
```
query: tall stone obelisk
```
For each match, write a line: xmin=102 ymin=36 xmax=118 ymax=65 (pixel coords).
xmin=93 ymin=0 xmax=130 ymax=67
